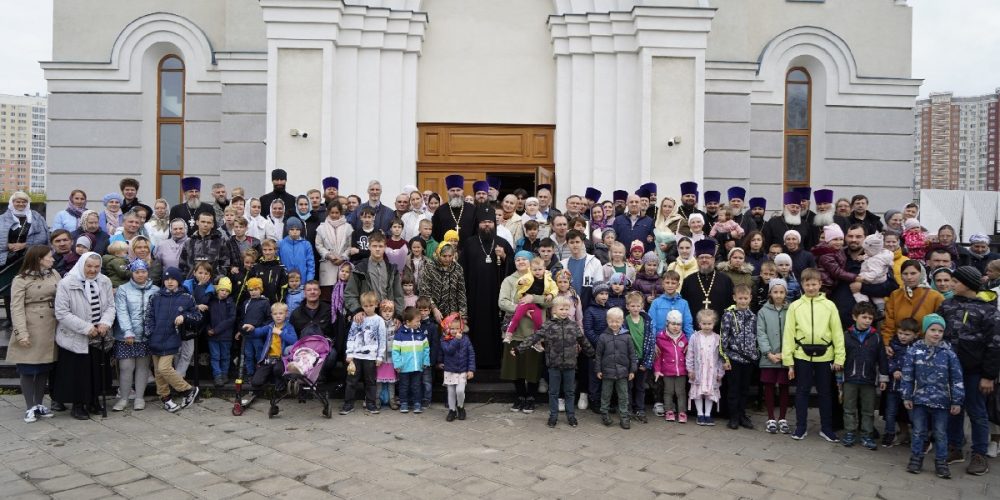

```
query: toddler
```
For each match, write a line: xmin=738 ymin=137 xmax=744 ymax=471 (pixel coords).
xmin=709 ymin=207 xmax=745 ymax=247
xmin=504 ymin=257 xmax=557 ymax=343
xmin=606 ymin=272 xmax=629 ymax=311
xmin=341 ymin=291 xmax=387 ymax=414
xmin=596 ymin=307 xmax=637 ymax=429
xmin=286 ymin=346 xmax=320 ymax=376
xmin=440 ymin=313 xmax=475 ymax=422
xmin=654 ymin=310 xmax=688 ymax=423
xmin=687 ymin=309 xmax=727 ymax=425
xmin=102 ymin=241 xmax=131 ymax=288
xmin=854 ymin=233 xmax=893 ymax=308
xmin=206 ymin=276 xmax=236 ymax=387
xmin=392 ymin=306 xmax=430 ymax=413
xmin=903 ymin=314 xmax=964 ymax=479
xmin=627 ymin=240 xmax=645 ymax=270
xmin=883 ymin=318 xmax=918 ymax=447
xmin=773 ymin=253 xmax=801 ymax=302
xmin=284 ymin=270 xmax=304 ymax=314
xmin=902 ymin=218 xmax=927 ymax=261
xmin=375 ymin=299 xmax=399 ymax=410
xmin=757 ymin=278 xmax=791 ymax=434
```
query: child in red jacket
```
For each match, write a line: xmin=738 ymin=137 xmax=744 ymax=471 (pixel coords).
xmin=654 ymin=310 xmax=688 ymax=423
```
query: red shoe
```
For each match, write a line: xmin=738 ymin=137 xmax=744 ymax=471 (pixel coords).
xmin=664 ymin=410 xmax=676 ymax=422
xmin=677 ymin=412 xmax=688 ymax=424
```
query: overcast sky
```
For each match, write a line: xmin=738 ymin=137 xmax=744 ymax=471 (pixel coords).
xmin=0 ymin=0 xmax=998 ymax=98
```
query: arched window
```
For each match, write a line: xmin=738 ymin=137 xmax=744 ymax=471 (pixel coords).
xmin=157 ymin=55 xmax=185 ymax=203
xmin=783 ymin=67 xmax=810 ymax=191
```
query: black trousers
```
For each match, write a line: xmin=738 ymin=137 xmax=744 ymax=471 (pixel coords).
xmin=345 ymin=359 xmax=377 ymax=405
xmin=727 ymin=361 xmax=754 ymax=421
xmin=251 ymin=358 xmax=284 ymax=391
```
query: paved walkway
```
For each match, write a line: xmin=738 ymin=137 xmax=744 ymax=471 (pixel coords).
xmin=0 ymin=395 xmax=996 ymax=499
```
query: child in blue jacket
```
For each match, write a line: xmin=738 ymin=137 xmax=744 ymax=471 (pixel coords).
xmin=207 ymin=277 xmax=236 ymax=387
xmin=440 ymin=313 xmax=475 ymax=422
xmin=238 ymin=278 xmax=271 ymax=377
xmin=246 ymin=302 xmax=298 ymax=403
xmin=392 ymin=307 xmax=431 ymax=413
xmin=278 ymin=218 xmax=316 ymax=281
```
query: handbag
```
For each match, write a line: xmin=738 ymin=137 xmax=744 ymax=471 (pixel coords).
xmin=178 ymin=325 xmax=199 ymax=341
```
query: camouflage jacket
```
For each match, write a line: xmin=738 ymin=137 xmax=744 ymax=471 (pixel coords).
xmin=901 ymin=339 xmax=965 ymax=410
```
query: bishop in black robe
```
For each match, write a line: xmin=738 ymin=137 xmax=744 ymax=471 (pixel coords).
xmin=460 ymin=206 xmax=514 ymax=368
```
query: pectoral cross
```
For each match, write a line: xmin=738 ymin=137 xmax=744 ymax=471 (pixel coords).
xmin=702 ymin=298 xmax=712 ymax=310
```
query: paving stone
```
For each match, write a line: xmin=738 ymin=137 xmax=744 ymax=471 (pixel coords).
xmin=301 ymin=468 xmax=350 ymax=488
xmin=94 ymin=468 xmax=149 ymax=487
xmin=192 ymin=481 xmax=249 ymax=500
xmin=35 ymin=472 xmax=95 ymax=493
xmin=112 ymin=477 xmax=170 ymax=497
xmin=50 ymin=484 xmax=114 ymax=500
xmin=245 ymin=476 xmax=302 ymax=497
xmin=23 ymin=463 xmax=75 ymax=480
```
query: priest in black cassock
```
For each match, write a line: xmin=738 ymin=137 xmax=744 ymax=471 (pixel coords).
xmin=680 ymin=238 xmax=734 ymax=331
xmin=168 ymin=176 xmax=216 ymax=236
xmin=761 ymin=191 xmax=813 ymax=250
xmin=460 ymin=204 xmax=514 ymax=368
xmin=432 ymin=174 xmax=477 ymax=242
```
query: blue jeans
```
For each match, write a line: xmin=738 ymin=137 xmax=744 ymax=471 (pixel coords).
xmin=912 ymin=405 xmax=949 ymax=462
xmin=884 ymin=390 xmax=908 ymax=434
xmin=947 ymin=372 xmax=989 ymax=455
xmin=207 ymin=340 xmax=232 ymax=379
xmin=548 ymin=368 xmax=576 ymax=418
xmin=398 ymin=371 xmax=423 ymax=407
xmin=422 ymin=367 xmax=432 ymax=405
xmin=243 ymin=338 xmax=264 ymax=376
xmin=793 ymin=359 xmax=834 ymax=436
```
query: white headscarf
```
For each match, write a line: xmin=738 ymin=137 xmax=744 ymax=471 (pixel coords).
xmin=7 ymin=191 xmax=32 ymax=226
xmin=68 ymin=251 xmax=103 ymax=299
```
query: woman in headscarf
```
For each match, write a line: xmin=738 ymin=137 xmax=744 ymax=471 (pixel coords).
xmin=98 ymin=193 xmax=124 ymax=236
xmin=881 ymin=260 xmax=944 ymax=349
xmin=52 ymin=252 xmax=116 ymax=420
xmin=144 ymin=198 xmax=171 ymax=249
xmin=498 ymin=194 xmax=525 ymax=244
xmin=53 ymin=189 xmax=88 ymax=232
xmin=286 ymin=194 xmax=320 ymax=240
xmin=70 ymin=210 xmax=110 ymax=255
xmin=153 ymin=219 xmax=189 ymax=271
xmin=1 ymin=191 xmax=49 ymax=326
xmin=244 ymin=197 xmax=277 ymax=241
xmin=498 ymin=251 xmax=549 ymax=413
xmin=653 ymin=197 xmax=687 ymax=241
xmin=419 ymin=243 xmax=467 ymax=323
xmin=6 ymin=245 xmax=61 ymax=422
xmin=882 ymin=209 xmax=903 ymax=238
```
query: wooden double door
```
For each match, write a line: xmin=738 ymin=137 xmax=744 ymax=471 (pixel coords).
xmin=417 ymin=124 xmax=555 ymax=198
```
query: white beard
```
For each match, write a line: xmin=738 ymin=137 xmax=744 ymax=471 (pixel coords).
xmin=449 ymin=196 xmax=464 ymax=208
xmin=186 ymin=199 xmax=201 ymax=210
xmin=783 ymin=210 xmax=801 ymax=226
xmin=813 ymin=210 xmax=835 ymax=227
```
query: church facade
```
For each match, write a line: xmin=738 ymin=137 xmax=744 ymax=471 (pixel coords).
xmin=44 ymin=0 xmax=919 ymax=213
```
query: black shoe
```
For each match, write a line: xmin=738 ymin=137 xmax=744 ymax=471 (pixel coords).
xmin=457 ymin=407 xmax=466 ymax=420
xmin=365 ymin=402 xmax=380 ymax=414
xmin=907 ymin=456 xmax=923 ymax=474
xmin=935 ymin=461 xmax=951 ymax=479
xmin=568 ymin=416 xmax=578 ymax=427
xmin=620 ymin=417 xmax=631 ymax=430
xmin=547 ymin=416 xmax=557 ymax=428
xmin=740 ymin=415 xmax=754 ymax=429
xmin=339 ymin=403 xmax=354 ymax=415
xmin=522 ymin=398 xmax=535 ymax=414
xmin=635 ymin=411 xmax=647 ymax=423
xmin=70 ymin=404 xmax=89 ymax=420
xmin=50 ymin=401 xmax=67 ymax=412
xmin=590 ymin=405 xmax=602 ymax=415
xmin=727 ymin=419 xmax=739 ymax=430
xmin=601 ymin=413 xmax=612 ymax=426
xmin=446 ymin=410 xmax=457 ymax=422
xmin=510 ymin=397 xmax=524 ymax=412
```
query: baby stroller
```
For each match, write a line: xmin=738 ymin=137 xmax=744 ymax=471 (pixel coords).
xmin=269 ymin=335 xmax=334 ymax=419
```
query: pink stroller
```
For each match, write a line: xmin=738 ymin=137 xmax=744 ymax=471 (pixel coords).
xmin=268 ymin=335 xmax=334 ymax=419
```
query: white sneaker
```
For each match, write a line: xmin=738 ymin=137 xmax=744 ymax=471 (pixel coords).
xmin=988 ymin=441 xmax=999 ymax=458
xmin=538 ymin=379 xmax=548 ymax=393
xmin=653 ymin=402 xmax=665 ymax=416
xmin=34 ymin=405 xmax=54 ymax=418
xmin=112 ymin=399 xmax=128 ymax=412
xmin=578 ymin=393 xmax=589 ymax=410
xmin=162 ymin=398 xmax=181 ymax=413
xmin=133 ymin=398 xmax=145 ymax=411
xmin=558 ymin=398 xmax=565 ymax=412
xmin=24 ymin=408 xmax=37 ymax=423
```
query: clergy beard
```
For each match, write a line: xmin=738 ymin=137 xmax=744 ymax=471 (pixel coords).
xmin=478 ymin=227 xmax=494 ymax=240
xmin=273 ymin=185 xmax=286 ymax=194
xmin=783 ymin=209 xmax=801 ymax=226
xmin=449 ymin=195 xmax=464 ymax=208
xmin=186 ymin=199 xmax=201 ymax=210
xmin=813 ymin=210 xmax=834 ymax=227
xmin=699 ymin=264 xmax=714 ymax=274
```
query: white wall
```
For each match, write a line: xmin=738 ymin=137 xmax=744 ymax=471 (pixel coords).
xmin=275 ymin=48 xmax=323 ymax=198
xmin=417 ymin=0 xmax=556 ymax=124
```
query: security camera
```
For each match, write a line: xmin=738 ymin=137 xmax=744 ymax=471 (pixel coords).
xmin=301 ymin=131 xmax=308 ymax=138
xmin=667 ymin=136 xmax=682 ymax=147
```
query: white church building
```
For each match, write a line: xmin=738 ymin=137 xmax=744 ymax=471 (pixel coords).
xmin=43 ymin=0 xmax=920 ymax=212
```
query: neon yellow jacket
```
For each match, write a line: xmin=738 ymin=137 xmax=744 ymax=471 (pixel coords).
xmin=782 ymin=293 xmax=846 ymax=365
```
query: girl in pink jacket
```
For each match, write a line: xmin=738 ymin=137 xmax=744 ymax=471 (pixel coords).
xmin=654 ymin=310 xmax=688 ymax=423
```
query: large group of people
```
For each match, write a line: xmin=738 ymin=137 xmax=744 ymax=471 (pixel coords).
xmin=4 ymin=171 xmax=1000 ymax=479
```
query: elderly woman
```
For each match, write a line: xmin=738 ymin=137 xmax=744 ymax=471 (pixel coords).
xmin=498 ymin=194 xmax=525 ymax=244
xmin=6 ymin=246 xmax=61 ymax=422
xmin=153 ymin=219 xmax=188 ymax=271
xmin=52 ymin=252 xmax=116 ymax=420
xmin=420 ymin=243 xmax=467 ymax=323
xmin=144 ymin=198 xmax=171 ymax=249
xmin=71 ymin=210 xmax=110 ymax=255
xmin=0 ymin=191 xmax=49 ymax=268
xmin=98 ymin=193 xmax=124 ymax=236
xmin=112 ymin=260 xmax=159 ymax=411
xmin=53 ymin=189 xmax=89 ymax=232
xmin=498 ymin=251 xmax=551 ymax=413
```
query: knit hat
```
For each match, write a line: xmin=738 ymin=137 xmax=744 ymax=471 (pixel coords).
xmin=102 ymin=192 xmax=123 ymax=205
xmin=773 ymin=253 xmax=792 ymax=266
xmin=128 ymin=259 xmax=148 ymax=272
xmin=601 ymin=227 xmax=616 ymax=239
xmin=216 ymin=276 xmax=233 ymax=293
xmin=903 ymin=218 xmax=921 ymax=231
xmin=922 ymin=313 xmax=946 ymax=334
xmin=666 ymin=310 xmax=683 ymax=324
xmin=286 ymin=218 xmax=304 ymax=231
xmin=969 ymin=233 xmax=990 ymax=244
xmin=768 ymin=277 xmax=788 ymax=293
xmin=75 ymin=236 xmax=91 ymax=249
xmin=608 ymin=272 xmax=630 ymax=286
xmin=862 ymin=232 xmax=884 ymax=257
xmin=163 ymin=267 xmax=183 ymax=283
xmin=952 ymin=266 xmax=982 ymax=292
xmin=642 ymin=251 xmax=659 ymax=265
xmin=727 ymin=247 xmax=745 ymax=260
xmin=630 ymin=240 xmax=645 ymax=254
xmin=593 ymin=282 xmax=610 ymax=297
xmin=514 ymin=250 xmax=534 ymax=261
xmin=883 ymin=209 xmax=900 ymax=226
xmin=783 ymin=229 xmax=801 ymax=241
xmin=443 ymin=229 xmax=459 ymax=242
xmin=822 ymin=224 xmax=844 ymax=243
xmin=246 ymin=277 xmax=264 ymax=291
